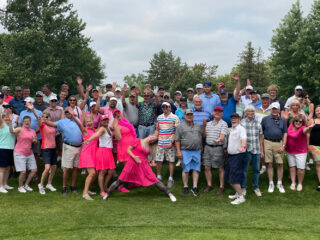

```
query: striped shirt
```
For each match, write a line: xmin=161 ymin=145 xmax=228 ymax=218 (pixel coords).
xmin=205 ymin=119 xmax=228 ymax=145
xmin=240 ymin=117 xmax=262 ymax=154
xmin=157 ymin=113 xmax=180 ymax=147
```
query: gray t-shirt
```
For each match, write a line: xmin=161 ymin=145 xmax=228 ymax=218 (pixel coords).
xmin=124 ymin=102 xmax=139 ymax=127
xmin=175 ymin=121 xmax=202 ymax=150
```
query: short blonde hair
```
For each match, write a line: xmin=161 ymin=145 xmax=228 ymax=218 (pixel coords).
xmin=289 ymin=99 xmax=301 ymax=110
xmin=267 ymin=85 xmax=278 ymax=92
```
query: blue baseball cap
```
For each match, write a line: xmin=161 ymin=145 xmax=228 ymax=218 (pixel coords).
xmin=203 ymin=81 xmax=212 ymax=87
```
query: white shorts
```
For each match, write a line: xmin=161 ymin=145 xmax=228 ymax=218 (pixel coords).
xmin=14 ymin=152 xmax=37 ymax=172
xmin=287 ymin=152 xmax=307 ymax=169
xmin=155 ymin=146 xmax=176 ymax=163
xmin=62 ymin=143 xmax=81 ymax=169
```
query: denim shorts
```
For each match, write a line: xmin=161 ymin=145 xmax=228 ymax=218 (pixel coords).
xmin=41 ymin=148 xmax=57 ymax=165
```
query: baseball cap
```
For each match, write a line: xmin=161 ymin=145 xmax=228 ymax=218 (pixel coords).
xmin=145 ymin=83 xmax=152 ymax=88
xmin=295 ymin=85 xmax=303 ymax=90
xmin=35 ymin=91 xmax=44 ymax=97
xmin=250 ymin=90 xmax=258 ymax=94
xmin=24 ymin=97 xmax=34 ymax=103
xmin=2 ymin=86 xmax=10 ymax=91
xmin=214 ymin=106 xmax=223 ymax=112
xmin=219 ymin=89 xmax=228 ymax=95
xmin=143 ymin=89 xmax=152 ymax=95
xmin=187 ymin=88 xmax=194 ymax=92
xmin=92 ymin=88 xmax=99 ymax=92
xmin=230 ymin=113 xmax=240 ymax=119
xmin=180 ymin=97 xmax=187 ymax=102
xmin=129 ymin=92 xmax=136 ymax=97
xmin=106 ymin=84 xmax=112 ymax=88
xmin=261 ymin=93 xmax=270 ymax=99
xmin=204 ymin=81 xmax=212 ymax=87
xmin=175 ymin=91 xmax=182 ymax=95
xmin=162 ymin=102 xmax=170 ymax=107
xmin=115 ymin=87 xmax=121 ymax=92
xmin=110 ymin=97 xmax=118 ymax=102
xmin=48 ymin=95 xmax=58 ymax=101
xmin=185 ymin=109 xmax=193 ymax=114
xmin=89 ymin=101 xmax=97 ymax=107
xmin=217 ymin=83 xmax=225 ymax=89
xmin=3 ymin=104 xmax=13 ymax=109
xmin=270 ymin=102 xmax=280 ymax=109
xmin=15 ymin=86 xmax=22 ymax=91
xmin=164 ymin=92 xmax=170 ymax=98
xmin=196 ymin=83 xmax=203 ymax=89
xmin=246 ymin=85 xmax=253 ymax=90
xmin=158 ymin=86 xmax=165 ymax=90
xmin=106 ymin=91 xmax=115 ymax=98
xmin=101 ymin=114 xmax=110 ymax=120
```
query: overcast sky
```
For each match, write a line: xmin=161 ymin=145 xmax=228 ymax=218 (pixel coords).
xmin=1 ymin=0 xmax=315 ymax=84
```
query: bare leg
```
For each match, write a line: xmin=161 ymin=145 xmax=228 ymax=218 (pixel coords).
xmin=289 ymin=167 xmax=296 ymax=185
xmin=277 ymin=164 xmax=283 ymax=182
xmin=297 ymin=168 xmax=305 ymax=185
xmin=3 ymin=167 xmax=10 ymax=186
xmin=71 ymin=168 xmax=79 ymax=187
xmin=192 ymin=170 xmax=199 ymax=188
xmin=25 ymin=169 xmax=37 ymax=186
xmin=267 ymin=162 xmax=273 ymax=182
xmin=0 ymin=168 xmax=5 ymax=187
xmin=104 ymin=169 xmax=115 ymax=191
xmin=204 ymin=166 xmax=212 ymax=187
xmin=98 ymin=170 xmax=107 ymax=194
xmin=316 ymin=162 xmax=320 ymax=182
xmin=154 ymin=181 xmax=170 ymax=195
xmin=218 ymin=168 xmax=225 ymax=188
xmin=63 ymin=168 xmax=71 ymax=188
xmin=48 ymin=165 xmax=57 ymax=185
xmin=156 ymin=161 xmax=163 ymax=176
xmin=231 ymin=183 xmax=242 ymax=196
xmin=169 ymin=162 xmax=174 ymax=178
xmin=83 ymin=168 xmax=96 ymax=196
xmin=40 ymin=164 xmax=51 ymax=186
xmin=182 ymin=172 xmax=189 ymax=188
xmin=19 ymin=171 xmax=27 ymax=187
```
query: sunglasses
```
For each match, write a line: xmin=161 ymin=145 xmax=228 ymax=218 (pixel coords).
xmin=164 ymin=96 xmax=169 ymax=99
xmin=69 ymin=99 xmax=76 ymax=102
xmin=162 ymin=106 xmax=169 ymax=108
xmin=294 ymin=120 xmax=303 ymax=124
xmin=44 ymin=116 xmax=49 ymax=119
xmin=51 ymin=100 xmax=57 ymax=102
xmin=305 ymin=97 xmax=309 ymax=99
xmin=65 ymin=111 xmax=71 ymax=114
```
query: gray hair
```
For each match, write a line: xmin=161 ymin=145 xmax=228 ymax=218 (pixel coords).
xmin=244 ymin=105 xmax=255 ymax=112
xmin=193 ymin=95 xmax=202 ymax=101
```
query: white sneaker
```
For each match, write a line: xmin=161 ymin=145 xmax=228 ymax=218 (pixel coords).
xmin=309 ymin=159 xmax=314 ymax=165
xmin=228 ymin=192 xmax=238 ymax=199
xmin=157 ymin=175 xmax=162 ymax=181
xmin=24 ymin=185 xmax=33 ymax=192
xmin=305 ymin=165 xmax=311 ymax=171
xmin=290 ymin=183 xmax=296 ymax=190
xmin=297 ymin=184 xmax=303 ymax=191
xmin=241 ymin=188 xmax=247 ymax=196
xmin=4 ymin=185 xmax=14 ymax=190
xmin=254 ymin=188 xmax=262 ymax=197
xmin=268 ymin=183 xmax=274 ymax=193
xmin=0 ymin=187 xmax=8 ymax=193
xmin=81 ymin=169 xmax=86 ymax=175
xmin=176 ymin=160 xmax=181 ymax=167
xmin=57 ymin=156 xmax=62 ymax=162
xmin=46 ymin=184 xmax=57 ymax=192
xmin=260 ymin=165 xmax=266 ymax=174
xmin=231 ymin=196 xmax=246 ymax=205
xmin=169 ymin=195 xmax=177 ymax=202
xmin=38 ymin=184 xmax=46 ymax=195
xmin=18 ymin=186 xmax=27 ymax=193
xmin=277 ymin=184 xmax=285 ymax=193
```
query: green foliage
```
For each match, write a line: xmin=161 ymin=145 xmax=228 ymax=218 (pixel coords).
xmin=123 ymin=73 xmax=147 ymax=91
xmin=0 ymin=0 xmax=105 ymax=94
xmin=269 ymin=1 xmax=304 ymax=99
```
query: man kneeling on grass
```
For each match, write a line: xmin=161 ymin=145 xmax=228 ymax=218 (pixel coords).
xmin=175 ymin=109 xmax=202 ymax=196
xmin=226 ymin=113 xmax=247 ymax=205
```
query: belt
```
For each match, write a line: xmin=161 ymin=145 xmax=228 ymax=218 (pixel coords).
xmin=264 ymin=138 xmax=282 ymax=142
xmin=64 ymin=142 xmax=82 ymax=148
xmin=207 ymin=144 xmax=223 ymax=147
xmin=140 ymin=123 xmax=154 ymax=127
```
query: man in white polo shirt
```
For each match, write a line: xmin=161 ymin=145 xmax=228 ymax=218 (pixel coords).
xmin=284 ymin=85 xmax=303 ymax=110
xmin=240 ymin=85 xmax=253 ymax=106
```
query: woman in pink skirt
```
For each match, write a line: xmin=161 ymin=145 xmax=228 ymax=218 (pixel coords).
xmin=104 ymin=135 xmax=176 ymax=202
xmin=84 ymin=114 xmax=121 ymax=199
xmin=74 ymin=116 xmax=98 ymax=200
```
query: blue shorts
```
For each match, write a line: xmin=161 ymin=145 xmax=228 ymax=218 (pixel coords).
xmin=224 ymin=152 xmax=246 ymax=184
xmin=181 ymin=150 xmax=201 ymax=172
xmin=41 ymin=148 xmax=57 ymax=165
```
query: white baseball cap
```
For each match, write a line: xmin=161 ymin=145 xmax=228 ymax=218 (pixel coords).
xmin=295 ymin=85 xmax=303 ymax=90
xmin=115 ymin=87 xmax=121 ymax=92
xmin=196 ymin=83 xmax=203 ymax=89
xmin=89 ymin=101 xmax=97 ymax=107
xmin=110 ymin=97 xmax=118 ymax=102
xmin=245 ymin=85 xmax=253 ymax=90
xmin=270 ymin=102 xmax=280 ymax=109
xmin=106 ymin=91 xmax=115 ymax=97
xmin=48 ymin=95 xmax=58 ymax=101
xmin=162 ymin=102 xmax=170 ymax=107
xmin=24 ymin=97 xmax=35 ymax=103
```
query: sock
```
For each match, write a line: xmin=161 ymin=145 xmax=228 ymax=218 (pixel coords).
xmin=193 ymin=186 xmax=197 ymax=189
xmin=269 ymin=181 xmax=274 ymax=185
xmin=157 ymin=175 xmax=161 ymax=178
xmin=277 ymin=181 xmax=282 ymax=185
xmin=168 ymin=176 xmax=173 ymax=181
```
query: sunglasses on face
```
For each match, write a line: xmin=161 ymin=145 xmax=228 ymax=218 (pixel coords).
xmin=164 ymin=96 xmax=169 ymax=99
xmin=305 ymin=97 xmax=309 ymax=99
xmin=69 ymin=99 xmax=76 ymax=102
xmin=65 ymin=111 xmax=71 ymax=114
xmin=51 ymin=100 xmax=57 ymax=102
xmin=294 ymin=120 xmax=303 ymax=124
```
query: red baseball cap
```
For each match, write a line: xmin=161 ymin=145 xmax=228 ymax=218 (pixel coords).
xmin=214 ymin=106 xmax=223 ymax=112
xmin=101 ymin=114 xmax=110 ymax=120
xmin=217 ymin=82 xmax=225 ymax=89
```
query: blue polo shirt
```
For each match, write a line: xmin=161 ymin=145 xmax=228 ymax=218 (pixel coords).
xmin=9 ymin=97 xmax=25 ymax=115
xmin=261 ymin=115 xmax=287 ymax=141
xmin=56 ymin=118 xmax=82 ymax=146
xmin=19 ymin=109 xmax=42 ymax=140
xmin=191 ymin=107 xmax=211 ymax=129
xmin=250 ymin=100 xmax=262 ymax=109
xmin=200 ymin=93 xmax=221 ymax=115
xmin=217 ymin=96 xmax=237 ymax=127
xmin=57 ymin=99 xmax=68 ymax=109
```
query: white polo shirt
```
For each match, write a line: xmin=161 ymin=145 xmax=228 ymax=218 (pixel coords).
xmin=227 ymin=124 xmax=247 ymax=155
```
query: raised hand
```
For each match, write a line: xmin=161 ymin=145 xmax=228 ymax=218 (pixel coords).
xmin=98 ymin=88 xmax=103 ymax=98
xmin=247 ymin=78 xmax=251 ymax=86
xmin=86 ymin=84 xmax=92 ymax=92
xmin=123 ymin=84 xmax=128 ymax=93
xmin=76 ymin=76 xmax=82 ymax=85
xmin=112 ymin=82 xmax=117 ymax=89
xmin=232 ymin=72 xmax=239 ymax=81
xmin=25 ymin=102 xmax=34 ymax=110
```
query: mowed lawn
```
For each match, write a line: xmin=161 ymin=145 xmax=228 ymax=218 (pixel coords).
xmin=1 ymin=161 xmax=320 ymax=240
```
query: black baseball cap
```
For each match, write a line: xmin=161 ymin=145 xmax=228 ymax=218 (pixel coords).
xmin=106 ymin=84 xmax=112 ymax=88
xmin=250 ymin=90 xmax=258 ymax=94
xmin=230 ymin=113 xmax=240 ymax=119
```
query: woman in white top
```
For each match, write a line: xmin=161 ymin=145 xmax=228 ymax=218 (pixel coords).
xmin=84 ymin=114 xmax=121 ymax=199
xmin=67 ymin=95 xmax=82 ymax=120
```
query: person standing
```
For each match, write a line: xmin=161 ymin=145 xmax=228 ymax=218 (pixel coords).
xmin=261 ymin=102 xmax=287 ymax=193
xmin=155 ymin=102 xmax=180 ymax=188
xmin=175 ymin=109 xmax=202 ymax=196
xmin=2 ymin=86 xmax=13 ymax=104
xmin=187 ymin=88 xmax=195 ymax=109
xmin=9 ymin=86 xmax=25 ymax=115
xmin=174 ymin=91 xmax=182 ymax=109
xmin=200 ymin=81 xmax=220 ymax=114
xmin=240 ymin=106 xmax=264 ymax=197
xmin=42 ymin=84 xmax=56 ymax=104
xmin=202 ymin=106 xmax=228 ymax=195
xmin=226 ymin=113 xmax=247 ymax=205
xmin=122 ymin=87 xmax=139 ymax=131
xmin=191 ymin=96 xmax=211 ymax=129
xmin=268 ymin=85 xmax=285 ymax=112
xmin=195 ymin=84 xmax=204 ymax=96
xmin=44 ymin=107 xmax=83 ymax=195
xmin=284 ymin=85 xmax=303 ymax=110
xmin=34 ymin=91 xmax=49 ymax=112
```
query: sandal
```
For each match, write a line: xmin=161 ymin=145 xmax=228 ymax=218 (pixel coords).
xmin=82 ymin=194 xmax=93 ymax=201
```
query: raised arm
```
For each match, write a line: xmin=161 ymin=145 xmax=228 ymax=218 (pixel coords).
xmin=8 ymin=116 xmax=21 ymax=135
xmin=79 ymin=85 xmax=91 ymax=110
xmin=71 ymin=113 xmax=86 ymax=135
xmin=122 ymin=84 xmax=128 ymax=107
xmin=202 ymin=119 xmax=207 ymax=137
xmin=76 ymin=76 xmax=85 ymax=98
xmin=233 ymin=72 xmax=240 ymax=100
xmin=95 ymin=88 xmax=105 ymax=114
xmin=303 ymin=123 xmax=315 ymax=134
xmin=84 ymin=127 xmax=106 ymax=145
xmin=27 ymin=102 xmax=42 ymax=126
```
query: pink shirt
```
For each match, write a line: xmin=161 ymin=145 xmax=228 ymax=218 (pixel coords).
xmin=40 ymin=123 xmax=56 ymax=149
xmin=14 ymin=127 xmax=36 ymax=156
xmin=4 ymin=95 xmax=13 ymax=104
xmin=286 ymin=124 xmax=307 ymax=154
xmin=101 ymin=106 xmax=114 ymax=126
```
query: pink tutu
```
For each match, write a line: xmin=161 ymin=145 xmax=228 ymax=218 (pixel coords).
xmin=96 ymin=147 xmax=115 ymax=170
xmin=78 ymin=128 xmax=97 ymax=169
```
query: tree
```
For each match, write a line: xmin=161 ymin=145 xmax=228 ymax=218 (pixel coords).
xmin=295 ymin=0 xmax=320 ymax=103
xmin=269 ymin=1 xmax=304 ymax=99
xmin=0 ymin=0 xmax=105 ymax=94
xmin=146 ymin=49 xmax=184 ymax=90
xmin=123 ymin=73 xmax=147 ymax=92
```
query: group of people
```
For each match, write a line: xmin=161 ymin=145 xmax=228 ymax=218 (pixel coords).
xmin=0 ymin=73 xmax=319 ymax=205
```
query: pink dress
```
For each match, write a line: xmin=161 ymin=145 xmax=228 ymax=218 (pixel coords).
xmin=96 ymin=127 xmax=115 ymax=170
xmin=117 ymin=125 xmax=135 ymax=162
xmin=119 ymin=139 xmax=158 ymax=186
xmin=79 ymin=127 xmax=97 ymax=169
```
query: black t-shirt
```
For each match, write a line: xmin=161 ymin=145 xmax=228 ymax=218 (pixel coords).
xmin=310 ymin=124 xmax=320 ymax=146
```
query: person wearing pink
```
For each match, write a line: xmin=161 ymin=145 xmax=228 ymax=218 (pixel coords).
xmin=30 ymin=104 xmax=58 ymax=195
xmin=83 ymin=102 xmax=100 ymax=128
xmin=104 ymin=135 xmax=177 ymax=202
xmin=84 ymin=114 xmax=121 ymax=199
xmin=9 ymin=116 xmax=37 ymax=193
xmin=74 ymin=115 xmax=98 ymax=200
xmin=286 ymin=114 xmax=314 ymax=191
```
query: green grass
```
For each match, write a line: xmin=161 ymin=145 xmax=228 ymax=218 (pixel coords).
xmin=1 ymin=162 xmax=320 ymax=240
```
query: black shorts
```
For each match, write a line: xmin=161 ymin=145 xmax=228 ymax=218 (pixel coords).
xmin=0 ymin=149 xmax=14 ymax=168
xmin=41 ymin=148 xmax=57 ymax=165
xmin=224 ymin=152 xmax=246 ymax=184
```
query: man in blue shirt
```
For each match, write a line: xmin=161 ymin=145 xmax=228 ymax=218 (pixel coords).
xmin=200 ymin=81 xmax=220 ymax=114
xmin=249 ymin=90 xmax=262 ymax=109
xmin=191 ymin=96 xmax=211 ymax=129
xmin=44 ymin=107 xmax=82 ymax=195
xmin=217 ymin=73 xmax=241 ymax=127
xmin=9 ymin=86 xmax=25 ymax=115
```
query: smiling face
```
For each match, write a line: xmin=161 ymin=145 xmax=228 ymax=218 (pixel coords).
xmin=68 ymin=97 xmax=77 ymax=106
xmin=101 ymin=118 xmax=109 ymax=127
xmin=23 ymin=118 xmax=31 ymax=128
xmin=231 ymin=116 xmax=240 ymax=126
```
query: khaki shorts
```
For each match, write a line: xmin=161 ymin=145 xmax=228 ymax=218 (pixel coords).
xmin=155 ymin=146 xmax=176 ymax=163
xmin=264 ymin=140 xmax=283 ymax=164
xmin=62 ymin=143 xmax=81 ymax=169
